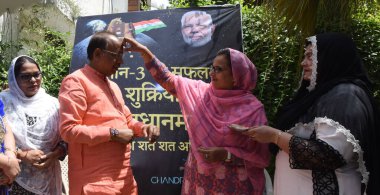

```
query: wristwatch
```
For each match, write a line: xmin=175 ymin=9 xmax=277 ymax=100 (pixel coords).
xmin=110 ymin=128 xmax=119 ymax=140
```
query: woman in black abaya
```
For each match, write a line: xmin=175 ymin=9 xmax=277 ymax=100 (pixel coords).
xmin=232 ymin=32 xmax=379 ymax=195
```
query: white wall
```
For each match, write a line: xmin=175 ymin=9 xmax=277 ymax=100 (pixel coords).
xmin=41 ymin=5 xmax=76 ymax=44
xmin=0 ymin=10 xmax=20 ymax=43
xmin=0 ymin=0 xmax=130 ymax=49
xmin=0 ymin=0 xmax=41 ymax=15
xmin=150 ymin=0 xmax=169 ymax=10
xmin=76 ymin=0 xmax=128 ymax=16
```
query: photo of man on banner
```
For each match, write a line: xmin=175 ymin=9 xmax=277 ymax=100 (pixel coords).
xmin=181 ymin=11 xmax=215 ymax=47
xmin=160 ymin=8 xmax=242 ymax=68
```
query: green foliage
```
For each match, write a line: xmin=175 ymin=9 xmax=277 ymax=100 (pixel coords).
xmin=265 ymin=0 xmax=379 ymax=37
xmin=28 ymin=29 xmax=72 ymax=97
xmin=168 ymin=0 xmax=191 ymax=8
xmin=264 ymin=0 xmax=319 ymax=36
xmin=242 ymin=5 xmax=302 ymax=124
xmin=352 ymin=4 xmax=380 ymax=99
xmin=0 ymin=41 xmax=23 ymax=89
xmin=0 ymin=4 xmax=72 ymax=97
xmin=18 ymin=5 xmax=49 ymax=48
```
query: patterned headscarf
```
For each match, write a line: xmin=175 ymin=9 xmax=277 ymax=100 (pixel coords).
xmin=173 ymin=48 xmax=270 ymax=192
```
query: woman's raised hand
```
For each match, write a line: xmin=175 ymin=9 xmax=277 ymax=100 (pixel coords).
xmin=122 ymin=37 xmax=146 ymax=53
xmin=122 ymin=37 xmax=154 ymax=63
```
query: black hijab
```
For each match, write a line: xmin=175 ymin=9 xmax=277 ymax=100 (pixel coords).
xmin=276 ymin=32 xmax=379 ymax=194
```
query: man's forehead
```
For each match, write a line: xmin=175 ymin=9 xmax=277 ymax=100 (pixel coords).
xmin=106 ymin=36 xmax=122 ymax=49
xmin=186 ymin=14 xmax=209 ymax=22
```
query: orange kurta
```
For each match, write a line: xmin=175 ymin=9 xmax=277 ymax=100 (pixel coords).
xmin=59 ymin=65 xmax=143 ymax=195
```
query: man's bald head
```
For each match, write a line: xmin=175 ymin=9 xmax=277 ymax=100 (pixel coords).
xmin=87 ymin=31 xmax=117 ymax=60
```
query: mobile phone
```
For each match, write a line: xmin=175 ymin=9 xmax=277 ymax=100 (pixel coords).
xmin=229 ymin=124 xmax=249 ymax=132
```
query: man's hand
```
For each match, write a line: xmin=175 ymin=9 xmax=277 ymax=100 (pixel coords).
xmin=33 ymin=150 xmax=59 ymax=169
xmin=112 ymin=128 xmax=134 ymax=144
xmin=197 ymin=147 xmax=228 ymax=163
xmin=142 ymin=124 xmax=160 ymax=143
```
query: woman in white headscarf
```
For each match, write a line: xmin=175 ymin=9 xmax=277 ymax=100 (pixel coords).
xmin=0 ymin=56 xmax=66 ymax=195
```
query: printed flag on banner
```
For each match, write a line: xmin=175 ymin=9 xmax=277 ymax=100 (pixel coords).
xmin=133 ymin=19 xmax=167 ymax=34
xmin=70 ymin=5 xmax=242 ymax=195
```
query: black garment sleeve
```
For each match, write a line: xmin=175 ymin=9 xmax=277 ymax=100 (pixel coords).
xmin=288 ymin=134 xmax=346 ymax=170
xmin=55 ymin=140 xmax=68 ymax=161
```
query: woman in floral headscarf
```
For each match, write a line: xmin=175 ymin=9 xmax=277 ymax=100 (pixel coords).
xmin=125 ymin=37 xmax=270 ymax=195
xmin=239 ymin=33 xmax=380 ymax=195
xmin=0 ymin=56 xmax=67 ymax=195
xmin=0 ymin=99 xmax=20 ymax=195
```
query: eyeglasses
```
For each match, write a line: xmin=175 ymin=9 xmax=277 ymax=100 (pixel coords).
xmin=18 ymin=72 xmax=43 ymax=82
xmin=209 ymin=66 xmax=224 ymax=73
xmin=102 ymin=49 xmax=123 ymax=60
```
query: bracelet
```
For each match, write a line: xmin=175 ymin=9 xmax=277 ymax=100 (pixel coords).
xmin=225 ymin=151 xmax=232 ymax=163
xmin=56 ymin=141 xmax=68 ymax=155
xmin=4 ymin=147 xmax=17 ymax=157
xmin=275 ymin=131 xmax=283 ymax=145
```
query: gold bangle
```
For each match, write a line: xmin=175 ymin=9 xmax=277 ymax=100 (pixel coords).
xmin=275 ymin=131 xmax=283 ymax=145
xmin=225 ymin=151 xmax=232 ymax=163
xmin=4 ymin=147 xmax=17 ymax=157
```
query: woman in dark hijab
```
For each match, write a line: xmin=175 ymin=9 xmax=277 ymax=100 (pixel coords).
xmin=232 ymin=32 xmax=379 ymax=195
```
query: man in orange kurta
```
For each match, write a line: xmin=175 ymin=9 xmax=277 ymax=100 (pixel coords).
xmin=59 ymin=31 xmax=159 ymax=195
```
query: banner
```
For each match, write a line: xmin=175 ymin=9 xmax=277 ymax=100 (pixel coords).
xmin=70 ymin=5 xmax=243 ymax=195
